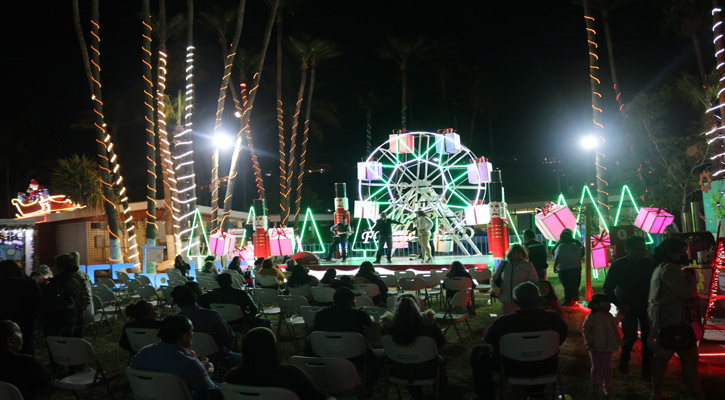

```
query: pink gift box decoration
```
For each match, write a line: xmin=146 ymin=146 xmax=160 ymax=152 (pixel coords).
xmin=467 ymin=157 xmax=492 ymax=184
xmin=233 ymin=245 xmax=255 ymax=262
xmin=534 ymin=203 xmax=577 ymax=241
xmin=389 ymin=133 xmax=414 ymax=153
xmin=353 ymin=200 xmax=379 ymax=220
xmin=435 ymin=130 xmax=461 ymax=154
xmin=268 ymin=227 xmax=294 ymax=256
xmin=209 ymin=231 xmax=237 ymax=256
xmin=634 ymin=207 xmax=674 ymax=234
xmin=590 ymin=233 xmax=610 ymax=269
xmin=464 ymin=204 xmax=491 ymax=225
xmin=357 ymin=161 xmax=383 ymax=181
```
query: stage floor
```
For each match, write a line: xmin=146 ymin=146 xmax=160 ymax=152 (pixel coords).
xmin=303 ymin=254 xmax=493 ymax=276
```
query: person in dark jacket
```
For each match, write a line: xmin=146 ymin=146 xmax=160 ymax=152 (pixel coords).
xmin=119 ymin=300 xmax=162 ymax=353
xmin=199 ymin=273 xmax=268 ymax=329
xmin=523 ymin=229 xmax=548 ymax=280
xmin=354 ymin=261 xmax=388 ymax=305
xmin=0 ymin=260 xmax=41 ymax=354
xmin=602 ymin=235 xmax=655 ymax=377
xmin=41 ymin=254 xmax=86 ymax=338
xmin=174 ymin=255 xmax=190 ymax=276
xmin=372 ymin=212 xmax=402 ymax=263
xmin=226 ymin=256 xmax=242 ymax=273
xmin=0 ymin=320 xmax=50 ymax=400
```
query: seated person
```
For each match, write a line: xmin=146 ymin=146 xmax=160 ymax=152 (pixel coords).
xmin=201 ymin=261 xmax=219 ymax=275
xmin=224 ymin=327 xmax=326 ymax=400
xmin=171 ymin=285 xmax=241 ymax=367
xmin=319 ymin=268 xmax=337 ymax=286
xmin=353 ymin=261 xmax=388 ymax=305
xmin=131 ymin=315 xmax=220 ymax=400
xmin=0 ymin=320 xmax=50 ymax=400
xmin=174 ymin=255 xmax=191 ymax=277
xmin=119 ymin=300 xmax=162 ymax=353
xmin=471 ymin=282 xmax=568 ymax=399
xmin=226 ymin=256 xmax=242 ymax=273
xmin=330 ymin=275 xmax=354 ymax=290
xmin=444 ymin=260 xmax=474 ymax=299
xmin=198 ymin=273 xmax=268 ymax=329
xmin=255 ymin=259 xmax=286 ymax=289
xmin=287 ymin=264 xmax=320 ymax=289
xmin=312 ymin=288 xmax=372 ymax=336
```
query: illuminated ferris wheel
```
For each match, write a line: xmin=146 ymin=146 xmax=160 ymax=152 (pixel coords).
xmin=357 ymin=131 xmax=487 ymax=255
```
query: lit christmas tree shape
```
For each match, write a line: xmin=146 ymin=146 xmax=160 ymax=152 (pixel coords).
xmin=299 ymin=208 xmax=326 ymax=254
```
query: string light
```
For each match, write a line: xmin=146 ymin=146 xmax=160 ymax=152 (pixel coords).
xmin=141 ymin=6 xmax=157 ymax=245
xmin=708 ymin=7 xmax=725 ymax=176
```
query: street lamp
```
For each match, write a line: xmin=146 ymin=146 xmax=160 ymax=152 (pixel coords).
xmin=579 ymin=135 xmax=598 ymax=150
xmin=213 ymin=133 xmax=233 ymax=149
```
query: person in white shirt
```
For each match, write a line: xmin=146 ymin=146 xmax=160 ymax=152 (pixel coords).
xmin=415 ymin=211 xmax=434 ymax=262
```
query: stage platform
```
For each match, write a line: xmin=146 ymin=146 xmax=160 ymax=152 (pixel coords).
xmin=301 ymin=255 xmax=494 ymax=276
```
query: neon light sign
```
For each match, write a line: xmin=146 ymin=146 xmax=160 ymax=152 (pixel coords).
xmin=11 ymin=180 xmax=84 ymax=218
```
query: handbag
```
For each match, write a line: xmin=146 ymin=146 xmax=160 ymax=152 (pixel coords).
xmin=654 ymin=264 xmax=696 ymax=351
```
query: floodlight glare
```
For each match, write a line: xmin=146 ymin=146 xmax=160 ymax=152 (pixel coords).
xmin=580 ymin=135 xmax=598 ymax=150
xmin=213 ymin=134 xmax=233 ymax=149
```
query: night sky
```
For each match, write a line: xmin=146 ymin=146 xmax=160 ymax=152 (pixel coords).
xmin=2 ymin=0 xmax=706 ymax=218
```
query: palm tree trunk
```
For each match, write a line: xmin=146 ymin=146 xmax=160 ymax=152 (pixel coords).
xmin=177 ymin=0 xmax=201 ymax=257
xmin=142 ymin=0 xmax=158 ymax=259
xmin=293 ymin=64 xmax=316 ymax=226
xmin=283 ymin=64 xmax=308 ymax=225
xmin=211 ymin=0 xmax=248 ymax=232
xmin=602 ymin=14 xmax=625 ymax=115
xmin=88 ymin=0 xmax=122 ymax=262
xmin=366 ymin=110 xmax=372 ymax=155
xmin=401 ymin=64 xmax=408 ymax=130
xmin=72 ymin=0 xmax=93 ymax=95
xmin=221 ymin=0 xmax=278 ymax=229
xmin=692 ymin=33 xmax=707 ymax=85
xmin=276 ymin=15 xmax=287 ymax=218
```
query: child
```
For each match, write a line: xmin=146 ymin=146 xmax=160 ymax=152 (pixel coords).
xmin=537 ymin=280 xmax=561 ymax=314
xmin=582 ymin=293 xmax=621 ymax=396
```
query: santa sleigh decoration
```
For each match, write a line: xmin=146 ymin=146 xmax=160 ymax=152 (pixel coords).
xmin=12 ymin=179 xmax=84 ymax=218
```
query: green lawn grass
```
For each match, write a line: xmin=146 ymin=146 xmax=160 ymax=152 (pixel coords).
xmin=39 ymin=269 xmax=723 ymax=399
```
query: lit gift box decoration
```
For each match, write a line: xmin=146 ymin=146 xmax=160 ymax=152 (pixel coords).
xmin=534 ymin=203 xmax=577 ymax=241
xmin=357 ymin=161 xmax=383 ymax=181
xmin=392 ymin=230 xmax=409 ymax=249
xmin=233 ymin=245 xmax=255 ymax=262
xmin=354 ymin=200 xmax=380 ymax=220
xmin=434 ymin=235 xmax=453 ymax=252
xmin=209 ymin=231 xmax=237 ymax=256
xmin=590 ymin=232 xmax=610 ymax=269
xmin=464 ymin=204 xmax=491 ymax=226
xmin=467 ymin=157 xmax=492 ymax=184
xmin=634 ymin=207 xmax=674 ymax=234
xmin=389 ymin=133 xmax=414 ymax=154
xmin=268 ymin=227 xmax=295 ymax=256
xmin=435 ymin=130 xmax=461 ymax=154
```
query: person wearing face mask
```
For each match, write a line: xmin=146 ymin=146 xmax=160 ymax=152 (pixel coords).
xmin=490 ymin=244 xmax=539 ymax=315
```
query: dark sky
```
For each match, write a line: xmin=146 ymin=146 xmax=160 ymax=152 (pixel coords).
xmin=2 ymin=0 xmax=707 ymax=218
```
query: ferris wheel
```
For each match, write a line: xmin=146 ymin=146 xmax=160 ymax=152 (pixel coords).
xmin=357 ymin=131 xmax=488 ymax=255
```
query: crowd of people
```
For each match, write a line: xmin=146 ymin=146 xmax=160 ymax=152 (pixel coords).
xmin=0 ymin=231 xmax=712 ymax=400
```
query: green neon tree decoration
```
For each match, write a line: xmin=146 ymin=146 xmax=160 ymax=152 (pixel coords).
xmin=506 ymin=208 xmax=522 ymax=244
xmin=239 ymin=205 xmax=256 ymax=246
xmin=186 ymin=207 xmax=212 ymax=267
xmin=351 ymin=216 xmax=378 ymax=257
xmin=612 ymin=185 xmax=654 ymax=244
xmin=299 ymin=208 xmax=326 ymax=254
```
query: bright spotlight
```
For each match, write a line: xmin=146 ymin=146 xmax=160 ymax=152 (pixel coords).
xmin=580 ymin=136 xmax=598 ymax=150
xmin=213 ymin=134 xmax=233 ymax=149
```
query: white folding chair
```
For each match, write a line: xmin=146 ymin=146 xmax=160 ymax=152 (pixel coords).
xmin=125 ymin=328 xmax=161 ymax=353
xmin=125 ymin=368 xmax=194 ymax=400
xmin=89 ymin=295 xmax=115 ymax=342
xmin=382 ymin=335 xmax=441 ymax=400
xmin=276 ymin=295 xmax=308 ymax=351
xmin=136 ymin=275 xmax=152 ymax=286
xmin=92 ymin=285 xmax=123 ymax=319
xmin=379 ymin=274 xmax=398 ymax=291
xmin=310 ymin=285 xmax=335 ymax=304
xmin=398 ymin=277 xmax=431 ymax=309
xmin=220 ymin=383 xmax=300 ymax=400
xmin=354 ymin=295 xmax=375 ymax=308
xmin=434 ymin=289 xmax=473 ymax=342
xmin=469 ymin=268 xmax=492 ymax=291
xmin=309 ymin=331 xmax=367 ymax=387
xmin=210 ymin=303 xmax=245 ymax=324
xmin=443 ymin=276 xmax=475 ymax=311
xmin=46 ymin=336 xmax=115 ymax=398
xmin=393 ymin=271 xmax=415 ymax=289
xmin=418 ymin=273 xmax=443 ymax=308
xmin=289 ymin=356 xmax=361 ymax=396
xmin=299 ymin=306 xmax=326 ymax=330
xmin=137 ymin=285 xmax=161 ymax=306
xmin=353 ymin=283 xmax=381 ymax=299
xmin=499 ymin=330 xmax=563 ymax=399
xmin=0 ymin=381 xmax=23 ymax=400
xmin=361 ymin=306 xmax=388 ymax=322
xmin=251 ymin=288 xmax=281 ymax=318
xmin=191 ymin=331 xmax=219 ymax=359
xmin=255 ymin=274 xmax=280 ymax=288
xmin=288 ymin=284 xmax=312 ymax=298
xmin=126 ymin=280 xmax=143 ymax=301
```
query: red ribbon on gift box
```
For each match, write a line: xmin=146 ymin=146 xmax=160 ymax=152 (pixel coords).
xmin=537 ymin=202 xmax=567 ymax=230
xmin=269 ymin=226 xmax=291 ymax=255
xmin=590 ymin=232 xmax=609 ymax=248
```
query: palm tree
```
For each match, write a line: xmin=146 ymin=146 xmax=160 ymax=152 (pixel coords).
xmin=73 ymin=0 xmax=122 ymax=262
xmin=466 ymin=66 xmax=500 ymax=155
xmin=141 ymin=0 xmax=157 ymax=253
xmin=663 ymin=0 xmax=711 ymax=85
xmin=379 ymin=36 xmax=431 ymax=131
xmin=292 ymin=39 xmax=340 ymax=225
xmin=209 ymin=0 xmax=248 ymax=233
xmin=356 ymin=90 xmax=387 ymax=156
xmin=51 ymin=155 xmax=102 ymax=209
xmin=282 ymin=35 xmax=315 ymax=225
xmin=221 ymin=0 xmax=280 ymax=229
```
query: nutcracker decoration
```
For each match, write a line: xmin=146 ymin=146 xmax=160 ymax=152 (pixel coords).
xmin=487 ymin=170 xmax=507 ymax=259
xmin=252 ymin=199 xmax=270 ymax=257
xmin=334 ymin=183 xmax=350 ymax=224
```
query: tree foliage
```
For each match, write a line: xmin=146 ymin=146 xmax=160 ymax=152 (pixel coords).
xmin=51 ymin=154 xmax=103 ymax=208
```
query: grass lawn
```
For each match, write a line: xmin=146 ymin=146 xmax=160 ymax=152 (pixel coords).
xmin=39 ymin=267 xmax=724 ymax=399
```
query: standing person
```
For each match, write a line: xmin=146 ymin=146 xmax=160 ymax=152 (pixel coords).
xmin=69 ymin=251 xmax=93 ymax=338
xmin=40 ymin=254 xmax=86 ymax=338
xmin=490 ymin=245 xmax=539 ymax=315
xmin=582 ymin=294 xmax=621 ymax=396
xmin=648 ymin=238 xmax=707 ymax=400
xmin=553 ymin=229 xmax=583 ymax=306
xmin=324 ymin=215 xmax=353 ymax=262
xmin=372 ymin=212 xmax=402 ymax=263
xmin=523 ymin=229 xmax=548 ymax=280
xmin=0 ymin=260 xmax=41 ymax=355
xmin=602 ymin=235 xmax=655 ymax=377
xmin=415 ymin=210 xmax=434 ymax=262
